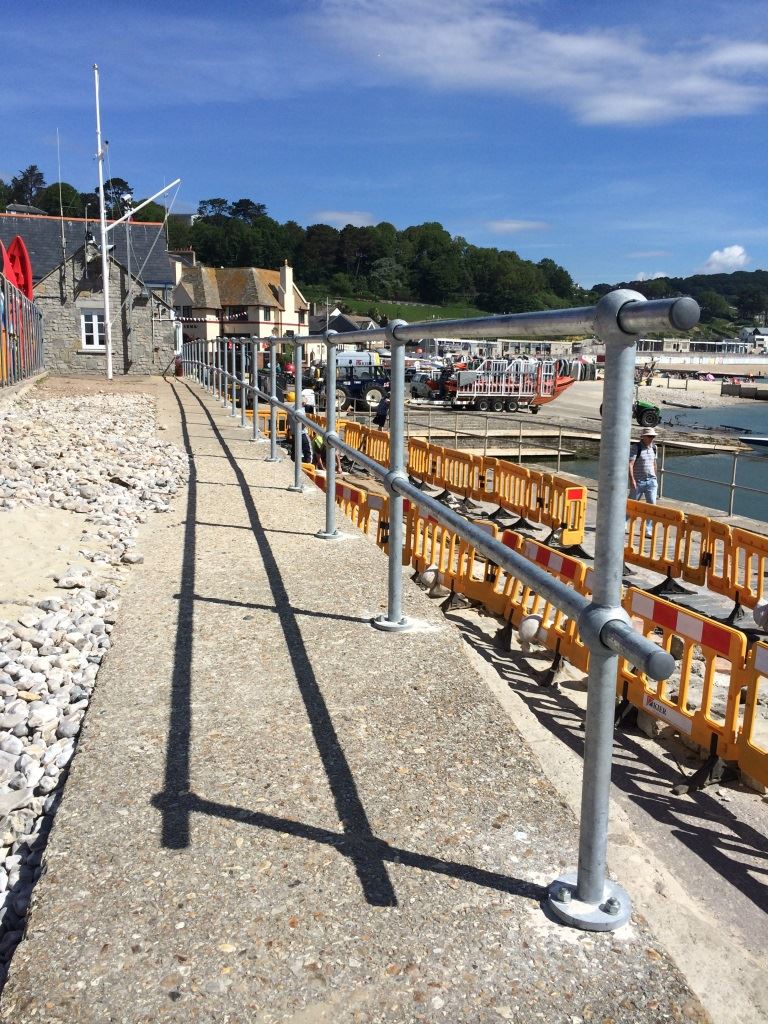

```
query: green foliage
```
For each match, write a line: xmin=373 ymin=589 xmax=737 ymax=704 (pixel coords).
xmin=10 ymin=165 xmax=46 ymax=206
xmin=32 ymin=182 xmax=84 ymax=217
xmin=131 ymin=200 xmax=167 ymax=223
xmin=0 ymin=179 xmax=10 ymax=211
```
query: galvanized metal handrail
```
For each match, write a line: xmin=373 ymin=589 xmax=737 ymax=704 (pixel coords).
xmin=182 ymin=288 xmax=701 ymax=934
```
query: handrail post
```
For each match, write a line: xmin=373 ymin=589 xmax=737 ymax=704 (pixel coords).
xmin=250 ymin=338 xmax=263 ymax=443
xmin=240 ymin=341 xmax=247 ymax=428
xmin=728 ymin=452 xmax=738 ymax=515
xmin=288 ymin=339 xmax=305 ymax=491
xmin=373 ymin=321 xmax=413 ymax=632
xmin=658 ymin=441 xmax=665 ymax=499
xmin=265 ymin=339 xmax=281 ymax=463
xmin=317 ymin=332 xmax=340 ymax=540
xmin=213 ymin=341 xmax=218 ymax=400
xmin=548 ymin=289 xmax=648 ymax=932
xmin=230 ymin=341 xmax=237 ymax=417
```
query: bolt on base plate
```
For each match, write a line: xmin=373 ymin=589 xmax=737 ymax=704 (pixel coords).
xmin=371 ymin=614 xmax=414 ymax=633
xmin=547 ymin=871 xmax=631 ymax=931
xmin=287 ymin=484 xmax=305 ymax=493
xmin=315 ymin=529 xmax=341 ymax=541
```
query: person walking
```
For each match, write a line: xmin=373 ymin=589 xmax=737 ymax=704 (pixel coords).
xmin=373 ymin=394 xmax=390 ymax=429
xmin=629 ymin=427 xmax=658 ymax=537
xmin=301 ymin=385 xmax=316 ymax=416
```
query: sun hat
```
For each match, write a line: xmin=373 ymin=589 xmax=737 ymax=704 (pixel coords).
xmin=640 ymin=427 xmax=657 ymax=437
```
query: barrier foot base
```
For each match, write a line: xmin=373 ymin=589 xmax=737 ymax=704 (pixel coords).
xmin=538 ymin=648 xmax=564 ymax=688
xmin=717 ymin=599 xmax=748 ymax=626
xmin=547 ymin=873 xmax=631 ymax=932
xmin=410 ymin=569 xmax=422 ymax=584
xmin=511 ymin=517 xmax=538 ymax=533
xmin=614 ymin=697 xmax=638 ymax=730
xmin=671 ymin=753 xmax=736 ymax=795
xmin=459 ymin=495 xmax=482 ymax=512
xmin=409 ymin=475 xmax=439 ymax=494
xmin=489 ymin=506 xmax=516 ymax=525
xmin=649 ymin=572 xmax=694 ymax=597
xmin=558 ymin=543 xmax=592 ymax=559
xmin=494 ymin=619 xmax=513 ymax=652
xmin=372 ymin=614 xmax=415 ymax=633
xmin=440 ymin=587 xmax=475 ymax=613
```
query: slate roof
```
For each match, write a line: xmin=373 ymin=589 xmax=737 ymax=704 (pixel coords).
xmin=177 ymin=266 xmax=309 ymax=311
xmin=0 ymin=213 xmax=174 ymax=287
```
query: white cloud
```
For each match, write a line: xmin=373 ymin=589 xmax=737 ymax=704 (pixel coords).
xmin=486 ymin=219 xmax=548 ymax=233
xmin=312 ymin=210 xmax=376 ymax=228
xmin=310 ymin=0 xmax=768 ymax=125
xmin=702 ymin=245 xmax=750 ymax=273
xmin=635 ymin=271 xmax=668 ymax=281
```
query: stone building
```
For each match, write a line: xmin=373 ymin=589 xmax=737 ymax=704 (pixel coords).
xmin=35 ymin=241 xmax=176 ymax=376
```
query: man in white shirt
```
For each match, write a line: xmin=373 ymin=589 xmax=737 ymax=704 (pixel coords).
xmin=301 ymin=386 xmax=316 ymax=416
xmin=629 ymin=427 xmax=658 ymax=537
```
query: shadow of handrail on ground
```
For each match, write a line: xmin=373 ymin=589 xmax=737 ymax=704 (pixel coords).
xmin=161 ymin=380 xmax=394 ymax=904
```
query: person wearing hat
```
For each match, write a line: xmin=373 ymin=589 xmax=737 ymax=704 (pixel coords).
xmin=629 ymin=428 xmax=658 ymax=536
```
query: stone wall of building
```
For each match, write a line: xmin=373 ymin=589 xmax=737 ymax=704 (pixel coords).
xmin=35 ymin=251 xmax=176 ymax=376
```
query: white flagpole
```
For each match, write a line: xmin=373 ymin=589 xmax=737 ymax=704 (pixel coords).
xmin=94 ymin=64 xmax=113 ymax=380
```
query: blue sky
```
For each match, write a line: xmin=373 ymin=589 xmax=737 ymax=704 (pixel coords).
xmin=4 ymin=0 xmax=767 ymax=287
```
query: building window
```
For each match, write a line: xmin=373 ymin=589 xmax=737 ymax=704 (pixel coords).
xmin=263 ymin=306 xmax=272 ymax=321
xmin=225 ymin=305 xmax=247 ymax=319
xmin=80 ymin=311 xmax=105 ymax=350
xmin=298 ymin=310 xmax=306 ymax=325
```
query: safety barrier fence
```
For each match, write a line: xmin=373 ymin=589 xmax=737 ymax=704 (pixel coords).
xmin=0 ymin=270 xmax=44 ymax=388
xmin=182 ymin=287 xmax=701 ymax=933
xmin=302 ymin=480 xmax=768 ymax=790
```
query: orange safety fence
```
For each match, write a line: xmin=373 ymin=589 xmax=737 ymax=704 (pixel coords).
xmin=498 ymin=535 xmax=588 ymax=667
xmin=257 ymin=409 xmax=289 ymax=438
xmin=624 ymin=500 xmax=685 ymax=579
xmin=725 ymin=527 xmax=768 ymax=610
xmin=365 ymin=428 xmax=390 ymax=468
xmin=404 ymin=506 xmax=462 ymax=591
xmin=547 ymin=479 xmax=588 ymax=548
xmin=621 ymin=588 xmax=747 ymax=762
xmin=485 ymin=458 xmax=531 ymax=519
xmin=703 ymin=520 xmax=733 ymax=602
xmin=680 ymin=513 xmax=711 ymax=586
xmin=455 ymin=519 xmax=502 ymax=604
xmin=407 ymin=438 xmax=439 ymax=482
xmin=340 ymin=420 xmax=366 ymax=454
xmin=735 ymin=641 xmax=768 ymax=787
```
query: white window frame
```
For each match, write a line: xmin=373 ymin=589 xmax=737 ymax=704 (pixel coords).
xmin=80 ymin=310 xmax=106 ymax=351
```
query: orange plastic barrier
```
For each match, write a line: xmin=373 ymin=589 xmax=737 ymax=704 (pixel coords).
xmin=434 ymin=447 xmax=484 ymax=501
xmin=704 ymin=520 xmax=733 ymax=600
xmin=405 ymin=507 xmax=462 ymax=591
xmin=621 ymin=588 xmax=747 ymax=761
xmin=680 ymin=512 xmax=711 ymax=586
xmin=736 ymin=641 xmax=768 ymax=787
xmin=365 ymin=428 xmax=390 ymax=467
xmin=547 ymin=479 xmax=588 ymax=547
xmin=408 ymin=438 xmax=441 ymax=483
xmin=624 ymin=500 xmax=685 ymax=577
xmin=486 ymin=458 xmax=531 ymax=518
xmin=455 ymin=519 xmax=501 ymax=604
xmin=257 ymin=409 xmax=289 ymax=438
xmin=727 ymin=528 xmax=768 ymax=610
xmin=341 ymin=420 xmax=366 ymax=454
xmin=499 ymin=536 xmax=588 ymax=666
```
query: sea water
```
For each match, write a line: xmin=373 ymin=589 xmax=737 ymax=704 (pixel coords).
xmin=552 ymin=400 xmax=768 ymax=524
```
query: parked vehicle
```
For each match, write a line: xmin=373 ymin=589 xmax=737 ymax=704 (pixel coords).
xmin=418 ymin=358 xmax=575 ymax=412
xmin=410 ymin=371 xmax=439 ymax=399
xmin=319 ymin=364 xmax=390 ymax=411
xmin=599 ymin=396 xmax=661 ymax=427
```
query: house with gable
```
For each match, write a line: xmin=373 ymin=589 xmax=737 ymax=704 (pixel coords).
xmin=173 ymin=260 xmax=314 ymax=359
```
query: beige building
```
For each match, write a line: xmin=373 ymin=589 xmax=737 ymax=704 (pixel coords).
xmin=173 ymin=261 xmax=317 ymax=359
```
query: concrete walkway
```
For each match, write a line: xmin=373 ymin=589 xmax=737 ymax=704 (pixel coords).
xmin=0 ymin=379 xmax=709 ymax=1023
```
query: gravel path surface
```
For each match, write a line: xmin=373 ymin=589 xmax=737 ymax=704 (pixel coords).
xmin=0 ymin=379 xmax=709 ymax=1023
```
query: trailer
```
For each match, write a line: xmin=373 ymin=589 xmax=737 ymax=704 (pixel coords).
xmin=433 ymin=357 xmax=576 ymax=412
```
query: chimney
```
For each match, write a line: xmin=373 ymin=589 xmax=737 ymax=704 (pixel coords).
xmin=280 ymin=259 xmax=295 ymax=325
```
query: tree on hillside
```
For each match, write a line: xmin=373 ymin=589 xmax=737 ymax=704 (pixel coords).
xmin=132 ymin=200 xmax=167 ymax=223
xmin=35 ymin=183 xmax=85 ymax=217
xmin=10 ymin=165 xmax=46 ymax=205
xmin=97 ymin=177 xmax=133 ymax=218
xmin=197 ymin=198 xmax=230 ymax=221
xmin=538 ymin=257 xmax=574 ymax=299
xmin=696 ymin=289 xmax=732 ymax=322
xmin=0 ymin=179 xmax=13 ymax=211
xmin=230 ymin=198 xmax=267 ymax=223
xmin=737 ymin=286 xmax=768 ymax=320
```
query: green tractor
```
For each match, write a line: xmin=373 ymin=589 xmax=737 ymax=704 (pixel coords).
xmin=599 ymin=396 xmax=661 ymax=428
